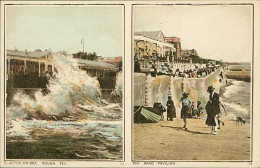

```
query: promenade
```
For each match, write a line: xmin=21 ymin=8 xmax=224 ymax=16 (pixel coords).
xmin=133 ymin=119 xmax=250 ymax=161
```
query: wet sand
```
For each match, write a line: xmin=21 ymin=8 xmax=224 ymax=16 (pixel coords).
xmin=133 ymin=119 xmax=250 ymax=161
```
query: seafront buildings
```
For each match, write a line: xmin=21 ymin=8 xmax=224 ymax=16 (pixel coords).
xmin=6 ymin=49 xmax=121 ymax=105
xmin=134 ymin=31 xmax=201 ymax=73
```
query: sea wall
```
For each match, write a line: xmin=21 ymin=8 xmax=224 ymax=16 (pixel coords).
xmin=133 ymin=73 xmax=147 ymax=106
xmin=133 ymin=69 xmax=221 ymax=117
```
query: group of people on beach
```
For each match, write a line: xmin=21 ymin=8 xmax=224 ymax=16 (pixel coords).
xmin=164 ymin=85 xmax=226 ymax=135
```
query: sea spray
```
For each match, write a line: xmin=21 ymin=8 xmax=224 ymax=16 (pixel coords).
xmin=7 ymin=53 xmax=101 ymax=119
xmin=220 ymin=80 xmax=250 ymax=121
xmin=223 ymin=81 xmax=243 ymax=98
xmin=114 ymin=71 xmax=123 ymax=98
xmin=6 ymin=52 xmax=122 ymax=142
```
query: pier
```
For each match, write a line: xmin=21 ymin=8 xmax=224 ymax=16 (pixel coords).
xmin=6 ymin=49 xmax=120 ymax=105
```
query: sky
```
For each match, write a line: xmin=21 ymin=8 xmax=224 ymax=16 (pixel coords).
xmin=134 ymin=5 xmax=253 ymax=63
xmin=6 ymin=5 xmax=123 ymax=57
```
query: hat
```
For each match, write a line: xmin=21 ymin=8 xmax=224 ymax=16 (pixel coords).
xmin=182 ymin=92 xmax=189 ymax=96
xmin=207 ymin=86 xmax=215 ymax=92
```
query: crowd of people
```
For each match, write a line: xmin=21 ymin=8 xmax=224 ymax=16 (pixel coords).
xmin=174 ymin=67 xmax=218 ymax=78
xmin=134 ymin=58 xmax=219 ymax=78
xmin=154 ymin=85 xmax=226 ymax=135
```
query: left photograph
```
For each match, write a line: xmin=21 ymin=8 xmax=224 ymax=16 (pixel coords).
xmin=4 ymin=4 xmax=124 ymax=160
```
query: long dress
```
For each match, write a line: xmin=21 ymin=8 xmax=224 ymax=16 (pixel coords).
xmin=166 ymin=99 xmax=176 ymax=121
xmin=205 ymin=92 xmax=221 ymax=126
xmin=180 ymin=97 xmax=192 ymax=119
xmin=205 ymin=101 xmax=217 ymax=126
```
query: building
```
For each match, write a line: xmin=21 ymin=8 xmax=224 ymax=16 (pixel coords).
xmin=181 ymin=49 xmax=198 ymax=57
xmin=6 ymin=49 xmax=119 ymax=89
xmin=134 ymin=31 xmax=176 ymax=68
xmin=6 ymin=49 xmax=53 ymax=77
xmin=164 ymin=36 xmax=182 ymax=60
xmin=102 ymin=57 xmax=122 ymax=70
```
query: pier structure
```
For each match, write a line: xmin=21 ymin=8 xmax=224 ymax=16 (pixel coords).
xmin=6 ymin=49 xmax=120 ymax=105
xmin=6 ymin=49 xmax=119 ymax=88
xmin=6 ymin=49 xmax=53 ymax=78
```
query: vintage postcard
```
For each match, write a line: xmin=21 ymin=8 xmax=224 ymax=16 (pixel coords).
xmin=1 ymin=0 xmax=260 ymax=168
xmin=132 ymin=2 xmax=259 ymax=164
xmin=1 ymin=2 xmax=124 ymax=166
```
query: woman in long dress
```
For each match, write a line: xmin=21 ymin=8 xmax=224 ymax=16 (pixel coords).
xmin=205 ymin=86 xmax=221 ymax=135
xmin=166 ymin=96 xmax=176 ymax=121
xmin=180 ymin=92 xmax=192 ymax=129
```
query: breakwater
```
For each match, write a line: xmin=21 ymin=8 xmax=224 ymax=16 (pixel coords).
xmin=134 ymin=69 xmax=221 ymax=117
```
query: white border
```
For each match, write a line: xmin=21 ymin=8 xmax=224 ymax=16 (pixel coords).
xmin=1 ymin=0 xmax=260 ymax=167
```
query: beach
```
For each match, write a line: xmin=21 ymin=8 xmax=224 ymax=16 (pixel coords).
xmin=133 ymin=69 xmax=252 ymax=161
xmin=133 ymin=119 xmax=250 ymax=161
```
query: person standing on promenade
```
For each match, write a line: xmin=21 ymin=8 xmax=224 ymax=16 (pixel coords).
xmin=166 ymin=96 xmax=176 ymax=121
xmin=180 ymin=92 xmax=192 ymax=130
xmin=205 ymin=86 xmax=221 ymax=135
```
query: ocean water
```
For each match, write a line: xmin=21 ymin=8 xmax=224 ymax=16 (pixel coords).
xmin=6 ymin=53 xmax=123 ymax=142
xmin=220 ymin=80 xmax=251 ymax=122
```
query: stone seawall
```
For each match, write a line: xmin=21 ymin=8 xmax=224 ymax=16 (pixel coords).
xmin=133 ymin=69 xmax=221 ymax=117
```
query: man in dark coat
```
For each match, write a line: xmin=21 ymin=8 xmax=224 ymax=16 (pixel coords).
xmin=206 ymin=86 xmax=221 ymax=135
xmin=166 ymin=96 xmax=176 ymax=121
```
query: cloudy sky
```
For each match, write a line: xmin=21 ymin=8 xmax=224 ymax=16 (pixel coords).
xmin=134 ymin=5 xmax=253 ymax=62
xmin=6 ymin=5 xmax=123 ymax=57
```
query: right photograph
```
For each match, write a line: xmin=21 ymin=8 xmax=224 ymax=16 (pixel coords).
xmin=132 ymin=4 xmax=252 ymax=161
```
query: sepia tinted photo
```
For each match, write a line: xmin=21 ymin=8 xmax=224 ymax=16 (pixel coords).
xmin=4 ymin=4 xmax=124 ymax=160
xmin=133 ymin=4 xmax=252 ymax=161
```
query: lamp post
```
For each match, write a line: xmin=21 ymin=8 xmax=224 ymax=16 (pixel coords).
xmin=81 ymin=38 xmax=85 ymax=53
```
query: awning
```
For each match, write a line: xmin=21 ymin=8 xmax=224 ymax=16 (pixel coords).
xmin=134 ymin=106 xmax=161 ymax=123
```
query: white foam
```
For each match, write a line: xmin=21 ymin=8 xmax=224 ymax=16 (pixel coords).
xmin=221 ymin=101 xmax=249 ymax=119
xmin=115 ymin=71 xmax=123 ymax=97
xmin=6 ymin=119 xmax=31 ymax=137
xmin=223 ymin=80 xmax=243 ymax=98
xmin=9 ymin=53 xmax=101 ymax=116
xmin=7 ymin=53 xmax=123 ymax=141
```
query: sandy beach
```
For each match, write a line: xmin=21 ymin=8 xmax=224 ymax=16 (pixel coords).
xmin=133 ymin=118 xmax=250 ymax=161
